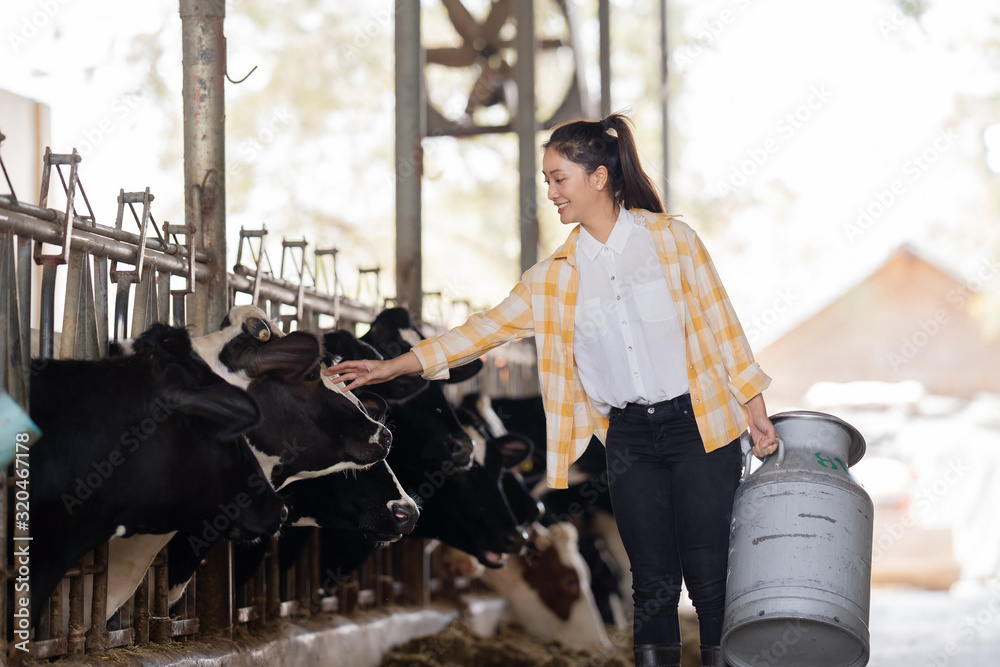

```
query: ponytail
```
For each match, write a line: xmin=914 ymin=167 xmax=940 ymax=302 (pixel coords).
xmin=542 ymin=112 xmax=665 ymax=213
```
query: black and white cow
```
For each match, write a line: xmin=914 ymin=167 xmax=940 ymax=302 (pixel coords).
xmin=224 ymin=331 xmax=420 ymax=587
xmin=29 ymin=323 xmax=285 ymax=627
xmin=194 ymin=306 xmax=393 ymax=486
xmin=314 ymin=322 xmax=534 ymax=588
xmin=358 ymin=307 xmax=479 ymax=469
xmin=464 ymin=393 xmax=629 ymax=629
xmin=232 ymin=459 xmax=421 ymax=588
xmin=316 ymin=433 xmax=534 ymax=596
xmin=115 ymin=306 xmax=393 ymax=616
xmin=315 ymin=421 xmax=533 ymax=574
xmin=456 ymin=393 xmax=544 ymax=529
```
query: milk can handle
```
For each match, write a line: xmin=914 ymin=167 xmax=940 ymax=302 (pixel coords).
xmin=739 ymin=435 xmax=785 ymax=484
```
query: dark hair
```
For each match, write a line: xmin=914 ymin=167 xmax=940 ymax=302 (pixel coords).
xmin=541 ymin=112 xmax=664 ymax=213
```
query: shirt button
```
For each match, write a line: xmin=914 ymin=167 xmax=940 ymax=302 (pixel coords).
xmin=622 ymin=321 xmax=627 ymax=326
xmin=616 ymin=295 xmax=621 ymax=301
xmin=689 ymin=364 xmax=694 ymax=369
xmin=628 ymin=346 xmax=633 ymax=351
xmin=611 ymin=275 xmax=616 ymax=280
xmin=634 ymin=372 xmax=639 ymax=377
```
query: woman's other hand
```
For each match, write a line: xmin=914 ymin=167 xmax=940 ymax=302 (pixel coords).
xmin=745 ymin=393 xmax=777 ymax=459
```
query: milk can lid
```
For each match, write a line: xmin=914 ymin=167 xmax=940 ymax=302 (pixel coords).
xmin=770 ymin=410 xmax=867 ymax=466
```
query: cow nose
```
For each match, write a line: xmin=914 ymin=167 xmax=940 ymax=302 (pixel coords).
xmin=390 ymin=501 xmax=419 ymax=534
xmin=504 ymin=527 xmax=530 ymax=552
xmin=446 ymin=436 xmax=473 ymax=467
xmin=377 ymin=426 xmax=393 ymax=451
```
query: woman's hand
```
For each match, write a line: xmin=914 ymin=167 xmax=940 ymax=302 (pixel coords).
xmin=324 ymin=351 xmax=422 ymax=391
xmin=745 ymin=393 xmax=777 ymax=459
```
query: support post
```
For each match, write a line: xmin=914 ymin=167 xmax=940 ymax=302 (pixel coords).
xmin=194 ymin=540 xmax=233 ymax=639
xmin=599 ymin=0 xmax=611 ymax=115
xmin=395 ymin=0 xmax=424 ymax=318
xmin=181 ymin=0 xmax=227 ymax=335
xmin=660 ymin=0 xmax=671 ymax=208
xmin=516 ymin=0 xmax=538 ymax=275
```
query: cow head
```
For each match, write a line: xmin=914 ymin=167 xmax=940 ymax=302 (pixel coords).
xmin=393 ymin=423 xmax=533 ymax=569
xmin=29 ymin=323 xmax=285 ymax=623
xmin=191 ymin=306 xmax=392 ymax=489
xmin=323 ymin=329 xmax=429 ymax=401
xmin=458 ymin=393 xmax=544 ymax=528
xmin=358 ymin=308 xmax=480 ymax=468
xmin=282 ymin=460 xmax=419 ymax=544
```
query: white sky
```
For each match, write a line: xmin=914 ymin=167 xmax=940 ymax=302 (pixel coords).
xmin=1 ymin=0 xmax=998 ymax=345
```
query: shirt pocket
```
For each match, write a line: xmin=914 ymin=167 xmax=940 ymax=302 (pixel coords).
xmin=632 ymin=278 xmax=677 ymax=323
xmin=574 ymin=297 xmax=607 ymax=343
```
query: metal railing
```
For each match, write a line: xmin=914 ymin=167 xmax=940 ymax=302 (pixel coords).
xmin=1 ymin=143 xmax=536 ymax=663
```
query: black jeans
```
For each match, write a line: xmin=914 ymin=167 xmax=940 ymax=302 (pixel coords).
xmin=605 ymin=393 xmax=741 ymax=646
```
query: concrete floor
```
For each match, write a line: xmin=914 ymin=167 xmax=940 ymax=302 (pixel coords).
xmin=868 ymin=583 xmax=1000 ymax=667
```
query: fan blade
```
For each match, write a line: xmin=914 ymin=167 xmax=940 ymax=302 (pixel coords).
xmin=426 ymin=45 xmax=478 ymax=68
xmin=481 ymin=0 xmax=511 ymax=49
xmin=441 ymin=0 xmax=482 ymax=45
xmin=465 ymin=64 xmax=505 ymax=115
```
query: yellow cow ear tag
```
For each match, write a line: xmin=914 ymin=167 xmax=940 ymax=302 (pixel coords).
xmin=520 ymin=460 xmax=534 ymax=473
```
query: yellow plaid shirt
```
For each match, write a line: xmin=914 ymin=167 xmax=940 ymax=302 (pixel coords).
xmin=412 ymin=209 xmax=771 ymax=489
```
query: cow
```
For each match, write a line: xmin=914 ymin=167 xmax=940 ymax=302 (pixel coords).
xmin=115 ymin=306 xmax=393 ymax=616
xmin=358 ymin=307 xmax=479 ymax=469
xmin=231 ymin=459 xmax=421 ymax=591
xmin=28 ymin=323 xmax=285 ymax=627
xmin=192 ymin=305 xmax=392 ymax=486
xmin=455 ymin=393 xmax=544 ymax=529
xmin=478 ymin=522 xmax=613 ymax=650
xmin=327 ymin=319 xmax=530 ymax=562
xmin=316 ymin=436 xmax=533 ymax=597
xmin=464 ymin=392 xmax=630 ymax=629
xmin=313 ymin=414 xmax=530 ymax=581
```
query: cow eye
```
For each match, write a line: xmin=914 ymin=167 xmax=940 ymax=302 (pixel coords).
xmin=304 ymin=370 xmax=320 ymax=381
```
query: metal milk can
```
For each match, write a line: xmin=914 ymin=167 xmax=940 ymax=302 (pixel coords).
xmin=721 ymin=411 xmax=873 ymax=667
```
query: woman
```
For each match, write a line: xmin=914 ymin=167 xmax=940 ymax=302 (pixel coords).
xmin=326 ymin=113 xmax=777 ymax=667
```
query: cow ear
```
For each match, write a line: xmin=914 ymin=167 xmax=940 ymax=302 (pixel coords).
xmin=169 ymin=383 xmax=262 ymax=439
xmin=222 ymin=331 xmax=321 ymax=378
xmin=491 ymin=433 xmax=534 ymax=470
xmin=443 ymin=358 xmax=484 ymax=384
xmin=355 ymin=390 xmax=388 ymax=422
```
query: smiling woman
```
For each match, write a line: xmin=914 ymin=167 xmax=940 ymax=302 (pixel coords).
xmin=327 ymin=111 xmax=777 ymax=667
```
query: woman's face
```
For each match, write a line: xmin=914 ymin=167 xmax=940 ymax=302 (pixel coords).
xmin=542 ymin=147 xmax=604 ymax=226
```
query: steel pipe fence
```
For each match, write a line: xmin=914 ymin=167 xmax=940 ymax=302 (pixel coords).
xmin=1 ymin=145 xmax=537 ymax=663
